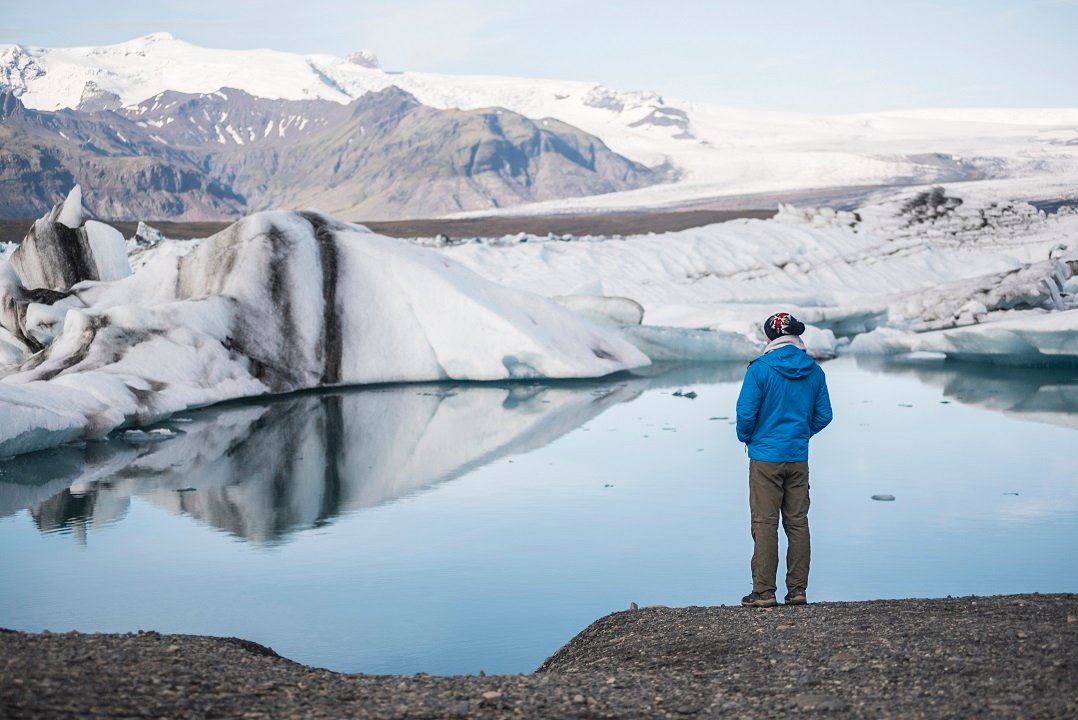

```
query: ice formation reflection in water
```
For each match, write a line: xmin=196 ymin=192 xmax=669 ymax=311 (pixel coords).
xmin=1 ymin=358 xmax=1077 ymax=675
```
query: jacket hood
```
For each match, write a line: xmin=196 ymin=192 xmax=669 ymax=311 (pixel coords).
xmin=753 ymin=343 xmax=816 ymax=379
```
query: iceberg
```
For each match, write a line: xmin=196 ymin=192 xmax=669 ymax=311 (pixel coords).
xmin=848 ymin=309 xmax=1078 ymax=366
xmin=0 ymin=193 xmax=650 ymax=457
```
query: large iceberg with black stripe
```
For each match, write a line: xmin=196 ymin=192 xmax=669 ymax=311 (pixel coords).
xmin=0 ymin=190 xmax=649 ymax=457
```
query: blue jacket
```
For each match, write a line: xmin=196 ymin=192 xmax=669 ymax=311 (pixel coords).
xmin=735 ymin=344 xmax=832 ymax=462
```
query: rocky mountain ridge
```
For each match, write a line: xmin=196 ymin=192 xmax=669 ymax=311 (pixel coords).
xmin=0 ymin=85 xmax=661 ymax=220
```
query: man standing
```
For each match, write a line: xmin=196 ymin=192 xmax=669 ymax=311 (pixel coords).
xmin=735 ymin=313 xmax=832 ymax=608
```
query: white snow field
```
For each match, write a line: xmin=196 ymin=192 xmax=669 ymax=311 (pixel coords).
xmin=3 ymin=34 xmax=1077 ymax=214
xmin=1 ymin=183 xmax=1076 ymax=459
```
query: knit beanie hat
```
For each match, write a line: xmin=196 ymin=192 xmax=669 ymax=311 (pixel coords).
xmin=763 ymin=312 xmax=806 ymax=341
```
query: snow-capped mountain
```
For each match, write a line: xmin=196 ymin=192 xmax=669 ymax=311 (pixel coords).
xmin=2 ymin=33 xmax=1078 ymax=219
xmin=0 ymin=83 xmax=659 ymax=220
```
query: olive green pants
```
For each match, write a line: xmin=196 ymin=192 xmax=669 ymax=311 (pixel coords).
xmin=749 ymin=459 xmax=810 ymax=594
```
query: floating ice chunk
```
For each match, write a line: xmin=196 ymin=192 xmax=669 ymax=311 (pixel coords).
xmin=848 ymin=327 xmax=922 ymax=355
xmin=0 ymin=259 xmax=26 ymax=341
xmin=616 ymin=325 xmax=759 ymax=362
xmin=926 ymin=310 xmax=1078 ymax=361
xmin=130 ymin=221 xmax=168 ymax=246
xmin=553 ymin=295 xmax=644 ymax=327
xmin=801 ymin=325 xmax=837 ymax=359
xmin=848 ymin=310 xmax=1078 ymax=365
xmin=795 ymin=307 xmax=887 ymax=338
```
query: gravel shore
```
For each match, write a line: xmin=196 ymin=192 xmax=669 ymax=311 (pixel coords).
xmin=3 ymin=593 xmax=1075 ymax=719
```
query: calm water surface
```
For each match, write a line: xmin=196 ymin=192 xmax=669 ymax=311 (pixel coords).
xmin=2 ymin=357 xmax=1077 ymax=675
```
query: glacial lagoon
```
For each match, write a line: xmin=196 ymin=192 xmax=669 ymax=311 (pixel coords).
xmin=1 ymin=357 xmax=1076 ymax=675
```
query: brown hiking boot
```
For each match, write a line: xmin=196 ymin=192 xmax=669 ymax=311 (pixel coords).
xmin=785 ymin=587 xmax=807 ymax=605
xmin=741 ymin=591 xmax=777 ymax=608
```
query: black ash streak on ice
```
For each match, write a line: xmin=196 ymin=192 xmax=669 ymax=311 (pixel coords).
xmin=299 ymin=211 xmax=343 ymax=386
xmin=21 ymin=315 xmax=104 ymax=381
xmin=213 ymin=222 xmax=302 ymax=392
xmin=264 ymin=224 xmax=302 ymax=389
xmin=20 ymin=219 xmax=99 ymax=289
xmin=217 ymin=214 xmax=344 ymax=392
xmin=5 ymin=215 xmax=96 ymax=352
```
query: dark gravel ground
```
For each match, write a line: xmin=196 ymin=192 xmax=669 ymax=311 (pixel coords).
xmin=0 ymin=209 xmax=776 ymax=244
xmin=2 ymin=594 xmax=1075 ymax=719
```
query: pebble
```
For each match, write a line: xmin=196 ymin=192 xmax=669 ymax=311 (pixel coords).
xmin=2 ymin=594 xmax=1074 ymax=719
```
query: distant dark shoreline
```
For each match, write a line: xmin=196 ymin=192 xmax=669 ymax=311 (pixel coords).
xmin=0 ymin=208 xmax=777 ymax=245
xmin=2 ymin=593 xmax=1075 ymax=718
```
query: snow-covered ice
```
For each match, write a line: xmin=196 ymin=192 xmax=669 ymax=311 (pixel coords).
xmin=10 ymin=186 xmax=131 ymax=293
xmin=433 ymin=187 xmax=1078 ymax=333
xmin=0 ymin=192 xmax=650 ymax=457
xmin=849 ymin=309 xmax=1078 ymax=365
xmin=1 ymin=183 xmax=1076 ymax=459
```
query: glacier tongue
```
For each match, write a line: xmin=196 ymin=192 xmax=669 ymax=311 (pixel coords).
xmin=0 ymin=206 xmax=650 ymax=457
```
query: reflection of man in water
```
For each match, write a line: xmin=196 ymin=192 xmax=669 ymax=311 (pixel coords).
xmin=735 ymin=313 xmax=832 ymax=608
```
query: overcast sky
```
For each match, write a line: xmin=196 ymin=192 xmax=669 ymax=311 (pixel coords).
xmin=3 ymin=0 xmax=1076 ymax=113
